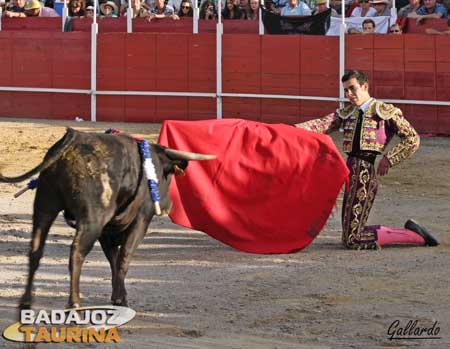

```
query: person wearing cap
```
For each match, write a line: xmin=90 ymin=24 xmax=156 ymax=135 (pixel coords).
xmin=100 ymin=0 xmax=119 ymax=16
xmin=409 ymin=0 xmax=448 ymax=22
xmin=370 ymin=0 xmax=391 ymax=16
xmin=280 ymin=0 xmax=311 ymax=16
xmin=4 ymin=0 xmax=26 ymax=17
xmin=312 ymin=0 xmax=339 ymax=16
xmin=350 ymin=0 xmax=377 ymax=16
xmin=295 ymin=70 xmax=439 ymax=250
xmin=85 ymin=4 xmax=95 ymax=16
xmin=23 ymin=0 xmax=59 ymax=16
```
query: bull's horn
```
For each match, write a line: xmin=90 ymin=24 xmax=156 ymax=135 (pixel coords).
xmin=164 ymin=148 xmax=216 ymax=161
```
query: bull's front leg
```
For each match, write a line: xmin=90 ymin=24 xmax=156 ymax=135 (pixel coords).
xmin=113 ymin=213 xmax=151 ymax=306
xmin=68 ymin=224 xmax=100 ymax=308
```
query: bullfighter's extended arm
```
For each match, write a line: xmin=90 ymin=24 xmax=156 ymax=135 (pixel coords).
xmin=294 ymin=112 xmax=342 ymax=134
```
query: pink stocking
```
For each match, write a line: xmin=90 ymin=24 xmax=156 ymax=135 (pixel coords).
xmin=376 ymin=226 xmax=425 ymax=246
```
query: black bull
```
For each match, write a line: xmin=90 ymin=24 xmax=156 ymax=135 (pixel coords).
xmin=0 ymin=128 xmax=215 ymax=309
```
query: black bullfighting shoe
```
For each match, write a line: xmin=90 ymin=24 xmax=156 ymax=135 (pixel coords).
xmin=404 ymin=219 xmax=439 ymax=247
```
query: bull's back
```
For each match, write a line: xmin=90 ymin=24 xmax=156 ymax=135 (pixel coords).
xmin=40 ymin=132 xmax=143 ymax=217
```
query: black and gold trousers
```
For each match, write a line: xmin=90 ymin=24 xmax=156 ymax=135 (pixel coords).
xmin=341 ymin=156 xmax=380 ymax=250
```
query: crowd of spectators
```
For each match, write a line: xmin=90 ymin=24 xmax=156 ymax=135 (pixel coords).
xmin=1 ymin=0 xmax=449 ymax=34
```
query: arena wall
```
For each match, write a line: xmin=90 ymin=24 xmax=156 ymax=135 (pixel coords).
xmin=0 ymin=21 xmax=449 ymax=133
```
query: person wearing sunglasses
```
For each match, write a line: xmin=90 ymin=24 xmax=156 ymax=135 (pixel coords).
xmin=85 ymin=4 xmax=95 ymax=16
xmin=350 ymin=0 xmax=376 ymax=16
xmin=177 ymin=0 xmax=193 ymax=16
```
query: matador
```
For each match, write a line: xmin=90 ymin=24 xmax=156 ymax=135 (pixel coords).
xmin=296 ymin=70 xmax=439 ymax=250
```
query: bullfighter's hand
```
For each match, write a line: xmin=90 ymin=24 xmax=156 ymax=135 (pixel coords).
xmin=377 ymin=156 xmax=390 ymax=177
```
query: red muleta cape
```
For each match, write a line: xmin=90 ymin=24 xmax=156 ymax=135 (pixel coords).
xmin=158 ymin=119 xmax=349 ymax=254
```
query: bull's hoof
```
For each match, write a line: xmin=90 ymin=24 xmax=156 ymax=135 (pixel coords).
xmin=67 ymin=302 xmax=81 ymax=309
xmin=112 ymin=299 xmax=128 ymax=307
xmin=18 ymin=301 xmax=32 ymax=311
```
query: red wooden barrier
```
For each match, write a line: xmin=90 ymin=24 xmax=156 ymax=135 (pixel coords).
xmin=69 ymin=17 xmax=257 ymax=34
xmin=0 ymin=31 xmax=90 ymax=120
xmin=1 ymin=17 xmax=61 ymax=31
xmin=405 ymin=18 xmax=449 ymax=34
xmin=95 ymin=32 xmax=216 ymax=122
xmin=0 ymin=28 xmax=449 ymax=133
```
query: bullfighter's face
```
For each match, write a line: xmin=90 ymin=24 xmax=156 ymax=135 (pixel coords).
xmin=343 ymin=77 xmax=370 ymax=107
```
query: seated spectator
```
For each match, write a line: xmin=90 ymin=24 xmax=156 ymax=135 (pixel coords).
xmin=281 ymin=0 xmax=311 ymax=16
xmin=389 ymin=22 xmax=403 ymax=32
xmin=410 ymin=0 xmax=448 ymax=21
xmin=398 ymin=0 xmax=420 ymax=17
xmin=69 ymin=0 xmax=85 ymax=16
xmin=199 ymin=0 xmax=217 ymax=19
xmin=3 ymin=0 xmax=26 ymax=17
xmin=370 ymin=0 xmax=391 ymax=16
xmin=362 ymin=17 xmax=376 ymax=31
xmin=222 ymin=0 xmax=242 ymax=18
xmin=85 ymin=4 xmax=95 ymax=16
xmin=348 ymin=17 xmax=376 ymax=32
xmin=351 ymin=0 xmax=377 ymax=16
xmin=313 ymin=0 xmax=339 ymax=16
xmin=100 ymin=0 xmax=119 ymax=16
xmin=425 ymin=17 xmax=450 ymax=32
xmin=239 ymin=0 xmax=249 ymax=13
xmin=329 ymin=0 xmax=352 ymax=15
xmin=177 ymin=0 xmax=193 ymax=16
xmin=24 ymin=0 xmax=59 ymax=16
xmin=142 ymin=0 xmax=155 ymax=10
xmin=147 ymin=0 xmax=178 ymax=20
xmin=273 ymin=0 xmax=288 ymax=12
xmin=263 ymin=0 xmax=277 ymax=13
xmin=243 ymin=0 xmax=259 ymax=19
xmin=121 ymin=0 xmax=148 ymax=17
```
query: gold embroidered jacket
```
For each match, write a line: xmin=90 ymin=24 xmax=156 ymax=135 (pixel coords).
xmin=295 ymin=99 xmax=420 ymax=167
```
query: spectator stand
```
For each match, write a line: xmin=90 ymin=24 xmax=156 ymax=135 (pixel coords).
xmin=1 ymin=0 xmax=450 ymax=133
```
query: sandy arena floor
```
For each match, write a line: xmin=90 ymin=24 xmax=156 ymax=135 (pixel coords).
xmin=0 ymin=118 xmax=449 ymax=349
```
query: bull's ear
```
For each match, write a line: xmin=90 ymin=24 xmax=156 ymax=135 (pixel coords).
xmin=164 ymin=159 xmax=188 ymax=177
